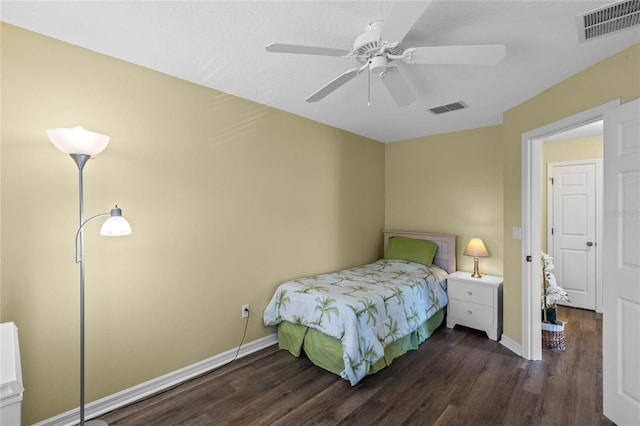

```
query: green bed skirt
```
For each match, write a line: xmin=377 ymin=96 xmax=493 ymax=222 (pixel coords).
xmin=277 ymin=308 xmax=445 ymax=378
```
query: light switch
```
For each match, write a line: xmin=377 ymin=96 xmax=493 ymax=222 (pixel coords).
xmin=512 ymin=227 xmax=522 ymax=240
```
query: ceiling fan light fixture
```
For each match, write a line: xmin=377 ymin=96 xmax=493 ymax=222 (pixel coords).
xmin=369 ymin=55 xmax=388 ymax=73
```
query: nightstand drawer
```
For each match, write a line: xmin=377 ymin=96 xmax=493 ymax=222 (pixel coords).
xmin=449 ymin=300 xmax=494 ymax=327
xmin=448 ymin=280 xmax=493 ymax=306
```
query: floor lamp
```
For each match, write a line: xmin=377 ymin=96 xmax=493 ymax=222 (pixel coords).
xmin=48 ymin=127 xmax=132 ymax=426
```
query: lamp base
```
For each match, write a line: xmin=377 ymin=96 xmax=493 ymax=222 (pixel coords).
xmin=471 ymin=257 xmax=483 ymax=278
xmin=85 ymin=420 xmax=108 ymax=426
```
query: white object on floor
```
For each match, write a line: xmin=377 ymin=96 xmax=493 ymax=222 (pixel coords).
xmin=0 ymin=322 xmax=24 ymax=426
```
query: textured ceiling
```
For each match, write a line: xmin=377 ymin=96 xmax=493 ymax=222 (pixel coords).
xmin=2 ymin=1 xmax=638 ymax=142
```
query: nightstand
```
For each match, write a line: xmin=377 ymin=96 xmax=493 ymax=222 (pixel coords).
xmin=446 ymin=271 xmax=503 ymax=341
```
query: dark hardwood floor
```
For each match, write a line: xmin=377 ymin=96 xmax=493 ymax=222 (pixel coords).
xmin=101 ymin=306 xmax=612 ymax=425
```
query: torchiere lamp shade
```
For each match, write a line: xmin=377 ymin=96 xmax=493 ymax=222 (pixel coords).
xmin=47 ymin=127 xmax=110 ymax=156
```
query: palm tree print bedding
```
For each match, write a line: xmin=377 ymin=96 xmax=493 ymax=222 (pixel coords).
xmin=263 ymin=259 xmax=448 ymax=385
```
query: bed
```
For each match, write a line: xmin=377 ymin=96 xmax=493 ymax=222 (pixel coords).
xmin=263 ymin=231 xmax=456 ymax=385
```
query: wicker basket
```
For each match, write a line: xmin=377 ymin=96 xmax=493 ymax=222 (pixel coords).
xmin=542 ymin=320 xmax=565 ymax=352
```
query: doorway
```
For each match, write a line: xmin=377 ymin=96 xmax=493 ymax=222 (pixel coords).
xmin=523 ymin=98 xmax=640 ymax=425
xmin=520 ymin=100 xmax=620 ymax=361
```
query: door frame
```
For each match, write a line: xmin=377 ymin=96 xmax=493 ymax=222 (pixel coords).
xmin=546 ymin=159 xmax=603 ymax=312
xmin=520 ymin=99 xmax=620 ymax=361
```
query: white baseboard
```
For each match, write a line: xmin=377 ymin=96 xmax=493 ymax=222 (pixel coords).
xmin=499 ymin=333 xmax=522 ymax=357
xmin=35 ymin=332 xmax=278 ymax=426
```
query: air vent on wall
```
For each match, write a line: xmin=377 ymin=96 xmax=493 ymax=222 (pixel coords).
xmin=576 ymin=0 xmax=640 ymax=42
xmin=428 ymin=101 xmax=468 ymax=115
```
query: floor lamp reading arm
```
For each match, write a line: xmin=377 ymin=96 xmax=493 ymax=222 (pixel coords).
xmin=75 ymin=212 xmax=109 ymax=263
xmin=74 ymin=207 xmax=131 ymax=263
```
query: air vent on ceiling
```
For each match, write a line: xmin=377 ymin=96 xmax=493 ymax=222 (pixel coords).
xmin=576 ymin=0 xmax=640 ymax=42
xmin=428 ymin=101 xmax=468 ymax=115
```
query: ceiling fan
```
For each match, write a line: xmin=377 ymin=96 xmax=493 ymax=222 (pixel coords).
xmin=265 ymin=2 xmax=506 ymax=107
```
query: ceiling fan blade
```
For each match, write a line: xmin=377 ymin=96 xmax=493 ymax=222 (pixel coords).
xmin=305 ymin=68 xmax=362 ymax=102
xmin=379 ymin=1 xmax=432 ymax=42
xmin=403 ymin=45 xmax=506 ymax=65
xmin=380 ymin=67 xmax=416 ymax=107
xmin=265 ymin=43 xmax=350 ymax=57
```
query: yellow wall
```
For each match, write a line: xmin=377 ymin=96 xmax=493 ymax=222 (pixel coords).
xmin=2 ymin=21 xmax=639 ymax=424
xmin=543 ymin=135 xmax=603 ymax=164
xmin=0 ymin=24 xmax=385 ymax=424
xmin=385 ymin=43 xmax=639 ymax=345
xmin=541 ymin=136 xmax=603 ymax=251
xmin=385 ymin=126 xmax=503 ymax=276
xmin=501 ymin=44 xmax=639 ymax=342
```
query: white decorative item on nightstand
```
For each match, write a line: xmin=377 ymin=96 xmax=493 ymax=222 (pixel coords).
xmin=446 ymin=271 xmax=503 ymax=341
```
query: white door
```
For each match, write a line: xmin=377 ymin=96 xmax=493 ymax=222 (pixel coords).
xmin=548 ymin=161 xmax=599 ymax=310
xmin=603 ymin=98 xmax=640 ymax=425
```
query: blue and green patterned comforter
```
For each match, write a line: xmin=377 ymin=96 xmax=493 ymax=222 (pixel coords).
xmin=263 ymin=259 xmax=448 ymax=385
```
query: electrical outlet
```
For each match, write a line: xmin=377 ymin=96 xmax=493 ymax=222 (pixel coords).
xmin=241 ymin=304 xmax=250 ymax=318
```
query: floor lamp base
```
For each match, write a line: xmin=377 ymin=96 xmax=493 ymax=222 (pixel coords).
xmin=85 ymin=420 xmax=108 ymax=426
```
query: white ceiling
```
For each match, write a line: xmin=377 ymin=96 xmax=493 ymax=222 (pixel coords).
xmin=2 ymin=1 xmax=638 ymax=143
xmin=543 ymin=120 xmax=603 ymax=142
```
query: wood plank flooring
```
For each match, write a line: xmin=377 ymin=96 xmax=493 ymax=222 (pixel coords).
xmin=101 ymin=306 xmax=613 ymax=425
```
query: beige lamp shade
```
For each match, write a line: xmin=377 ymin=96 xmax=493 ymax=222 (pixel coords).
xmin=463 ymin=238 xmax=489 ymax=258
xmin=47 ymin=127 xmax=110 ymax=156
xmin=464 ymin=238 xmax=489 ymax=278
